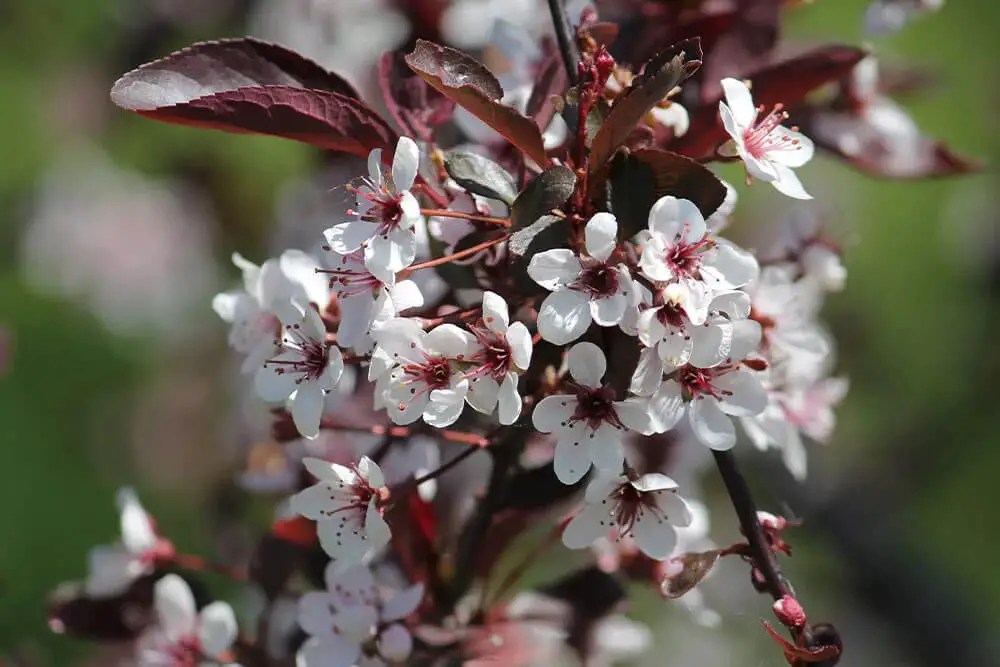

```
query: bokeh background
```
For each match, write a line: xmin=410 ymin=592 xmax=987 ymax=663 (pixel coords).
xmin=0 ymin=0 xmax=997 ymax=665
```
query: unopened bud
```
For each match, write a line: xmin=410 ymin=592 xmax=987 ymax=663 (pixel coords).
xmin=773 ymin=595 xmax=807 ymax=628
xmin=379 ymin=623 xmax=414 ymax=662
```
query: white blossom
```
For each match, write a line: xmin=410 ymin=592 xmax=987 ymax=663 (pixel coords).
xmin=464 ymin=291 xmax=533 ymax=425
xmin=212 ymin=250 xmax=328 ymax=373
xmin=255 ymin=308 xmax=345 ymax=439
xmin=373 ymin=318 xmax=476 ymax=427
xmin=529 ymin=213 xmax=635 ymax=345
xmin=291 ymin=457 xmax=391 ymax=569
xmin=532 ymin=342 xmax=652 ymax=484
xmin=324 ymin=137 xmax=422 ymax=284
xmin=638 ymin=196 xmax=758 ymax=325
xmin=719 ymin=78 xmax=815 ymax=200
xmin=297 ymin=563 xmax=423 ymax=667
xmin=86 ymin=488 xmax=163 ymax=598
xmin=563 ymin=471 xmax=693 ymax=559
xmin=137 ymin=574 xmax=238 ymax=666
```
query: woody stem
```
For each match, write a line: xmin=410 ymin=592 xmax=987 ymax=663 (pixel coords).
xmin=419 ymin=208 xmax=511 ymax=228
xmin=547 ymin=0 xmax=580 ymax=85
xmin=398 ymin=233 xmax=509 ymax=278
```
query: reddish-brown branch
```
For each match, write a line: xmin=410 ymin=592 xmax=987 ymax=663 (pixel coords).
xmin=419 ymin=208 xmax=512 ymax=228
xmin=398 ymin=234 xmax=509 ymax=278
xmin=410 ymin=442 xmax=484 ymax=488
xmin=170 ymin=553 xmax=247 ymax=582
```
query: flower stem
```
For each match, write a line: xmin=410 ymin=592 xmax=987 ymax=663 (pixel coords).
xmin=411 ymin=442 xmax=484 ymax=487
xmin=547 ymin=0 xmax=580 ymax=85
xmin=420 ymin=208 xmax=511 ymax=228
xmin=170 ymin=552 xmax=247 ymax=582
xmin=398 ymin=233 xmax=509 ymax=278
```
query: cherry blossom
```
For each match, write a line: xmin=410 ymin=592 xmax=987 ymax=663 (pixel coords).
xmin=646 ymin=321 xmax=768 ymax=449
xmin=297 ymin=563 xmax=423 ymax=667
xmin=324 ymin=137 xmax=422 ymax=284
xmin=86 ymin=487 xmax=171 ymax=598
xmin=719 ymin=78 xmax=815 ymax=200
xmin=323 ymin=248 xmax=423 ymax=354
xmin=563 ymin=470 xmax=693 ymax=559
xmin=212 ymin=250 xmax=328 ymax=373
xmin=638 ymin=196 xmax=758 ymax=325
xmin=255 ymin=308 xmax=345 ymax=439
xmin=372 ymin=318 xmax=477 ymax=427
xmin=465 ymin=291 xmax=533 ymax=425
xmin=291 ymin=456 xmax=391 ymax=569
xmin=532 ymin=342 xmax=652 ymax=484
xmin=528 ymin=213 xmax=635 ymax=345
xmin=137 ymin=574 xmax=237 ymax=666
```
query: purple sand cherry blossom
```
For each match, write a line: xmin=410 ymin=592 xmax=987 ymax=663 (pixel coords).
xmin=563 ymin=470 xmax=693 ymax=559
xmin=255 ymin=308 xmax=345 ymax=439
xmin=464 ymin=291 xmax=533 ymax=425
xmin=324 ymin=137 xmax=422 ymax=284
xmin=297 ymin=563 xmax=424 ymax=667
xmin=529 ymin=213 xmax=635 ymax=345
xmin=373 ymin=318 xmax=477 ymax=427
xmin=647 ymin=320 xmax=768 ymax=449
xmin=322 ymin=248 xmax=424 ymax=355
xmin=532 ymin=342 xmax=652 ymax=484
xmin=718 ymin=78 xmax=815 ymax=200
xmin=638 ymin=195 xmax=758 ymax=326
xmin=137 ymin=575 xmax=237 ymax=667
xmin=291 ymin=456 xmax=391 ymax=569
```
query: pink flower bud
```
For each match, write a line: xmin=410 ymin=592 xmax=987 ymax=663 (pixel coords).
xmin=773 ymin=595 xmax=807 ymax=628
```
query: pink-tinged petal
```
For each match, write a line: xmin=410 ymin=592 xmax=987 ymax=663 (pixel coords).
xmin=562 ymin=504 xmax=610 ymax=549
xmin=390 ymin=280 xmax=424 ymax=312
xmin=481 ymin=291 xmax=510 ymax=333
xmin=325 ymin=220 xmax=377 ymax=254
xmin=771 ymin=165 xmax=813 ymax=200
xmin=297 ymin=635 xmax=362 ymax=667
xmin=715 ymin=371 xmax=768 ymax=417
xmin=585 ymin=212 xmax=618 ymax=262
xmin=298 ymin=591 xmax=337 ymax=636
xmin=424 ymin=323 xmax=476 ymax=358
xmin=397 ymin=192 xmax=421 ymax=232
xmin=117 ymin=488 xmax=156 ymax=554
xmin=198 ymin=602 xmax=237 ymax=656
xmin=527 ymin=249 xmax=583 ymax=291
xmin=616 ymin=397 xmax=654 ymax=435
xmin=588 ymin=424 xmax=625 ymax=471
xmin=648 ymin=381 xmax=686 ymax=434
xmin=553 ymin=432 xmax=593 ymax=485
xmin=290 ymin=385 xmax=326 ymax=440
xmin=538 ymin=289 xmax=592 ymax=345
xmin=356 ymin=456 xmax=384 ymax=488
xmin=378 ymin=623 xmax=414 ymax=662
xmin=768 ymin=128 xmax=815 ymax=168
xmin=466 ymin=376 xmax=500 ymax=414
xmin=631 ymin=472 xmax=678 ymax=493
xmin=631 ymin=512 xmax=678 ymax=560
xmin=154 ymin=574 xmax=197 ymax=641
xmin=720 ymin=78 xmax=757 ymax=128
xmin=591 ymin=291 xmax=628 ymax=326
xmin=567 ymin=341 xmax=607 ymax=387
xmin=326 ymin=563 xmax=376 ymax=599
xmin=630 ymin=348 xmax=664 ymax=397
xmin=382 ymin=583 xmax=425 ymax=622
xmin=498 ymin=373 xmax=523 ymax=425
xmin=719 ymin=101 xmax=743 ymax=146
xmin=532 ymin=394 xmax=577 ymax=433
xmin=506 ymin=322 xmax=532 ymax=370
xmin=392 ymin=137 xmax=420 ymax=192
xmin=688 ymin=319 xmax=733 ymax=369
xmin=701 ymin=241 xmax=758 ymax=291
xmin=689 ymin=399 xmax=736 ymax=450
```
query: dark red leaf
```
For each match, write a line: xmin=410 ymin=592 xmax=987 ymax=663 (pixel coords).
xmin=404 ymin=40 xmax=550 ymax=166
xmin=112 ymin=37 xmax=360 ymax=101
xmin=525 ymin=51 xmax=569 ymax=133
xmin=589 ymin=39 xmax=703 ymax=174
xmin=699 ymin=0 xmax=783 ymax=102
xmin=112 ymin=85 xmax=398 ymax=156
xmin=48 ymin=575 xmax=157 ymax=641
xmin=377 ymin=50 xmax=455 ymax=141
xmin=674 ymin=45 xmax=868 ymax=160
xmin=762 ymin=621 xmax=842 ymax=664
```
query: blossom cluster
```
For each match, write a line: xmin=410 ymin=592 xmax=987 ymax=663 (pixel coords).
xmin=48 ymin=1 xmax=967 ymax=666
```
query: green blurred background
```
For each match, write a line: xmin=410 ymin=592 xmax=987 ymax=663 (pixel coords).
xmin=0 ymin=0 xmax=996 ymax=664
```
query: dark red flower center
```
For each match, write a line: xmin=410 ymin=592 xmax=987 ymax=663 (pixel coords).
xmin=570 ymin=385 xmax=624 ymax=431
xmin=571 ymin=261 xmax=619 ymax=299
xmin=468 ymin=325 xmax=512 ymax=382
xmin=265 ymin=323 xmax=329 ymax=383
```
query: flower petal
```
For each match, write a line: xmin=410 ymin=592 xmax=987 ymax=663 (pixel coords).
xmin=720 ymin=78 xmax=756 ymax=128
xmin=770 ymin=164 xmax=813 ymax=200
xmin=567 ymin=341 xmax=607 ymax=387
xmin=532 ymin=395 xmax=577 ymax=433
xmin=481 ymin=291 xmax=510 ymax=333
xmin=630 ymin=348 xmax=664 ymax=397
xmin=615 ymin=397 xmax=655 ymax=435
xmin=588 ymin=425 xmax=625 ymax=472
xmin=715 ymin=370 xmax=768 ymax=417
xmin=506 ymin=322 xmax=533 ymax=370
xmin=689 ymin=399 xmax=736 ymax=450
xmin=425 ymin=383 xmax=468 ymax=427
xmin=768 ymin=128 xmax=814 ymax=168
xmin=390 ymin=280 xmax=424 ymax=313
xmin=631 ymin=512 xmax=678 ymax=560
xmin=382 ymin=583 xmax=425 ymax=622
xmin=649 ymin=381 xmax=686 ymax=434
xmin=298 ymin=591 xmax=337 ymax=636
xmin=296 ymin=635 xmax=362 ymax=667
xmin=392 ymin=137 xmax=420 ymax=192
xmin=527 ymin=249 xmax=583 ymax=291
xmin=325 ymin=220 xmax=377 ymax=255
xmin=424 ymin=323 xmax=475 ymax=358
xmin=585 ymin=212 xmax=618 ymax=262
xmin=255 ymin=355 xmax=302 ymax=402
xmin=701 ymin=241 xmax=759 ymax=290
xmin=553 ymin=432 xmax=593 ymax=485
xmin=466 ymin=376 xmax=500 ymax=414
xmin=537 ymin=289 xmax=592 ymax=345
xmin=356 ymin=456 xmax=384 ymax=488
xmin=591 ymin=291 xmax=628 ymax=326
xmin=562 ymin=504 xmax=610 ymax=549
xmin=498 ymin=373 xmax=523 ymax=425
xmin=688 ymin=319 xmax=733 ymax=369
xmin=198 ymin=602 xmax=237 ymax=656
xmin=117 ymin=488 xmax=156 ymax=554
xmin=154 ymin=574 xmax=197 ymax=641
xmin=290 ymin=385 xmax=326 ymax=440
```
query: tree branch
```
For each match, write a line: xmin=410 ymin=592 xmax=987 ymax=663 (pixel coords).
xmin=547 ymin=0 xmax=580 ymax=85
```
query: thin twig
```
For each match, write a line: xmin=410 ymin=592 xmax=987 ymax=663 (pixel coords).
xmin=420 ymin=208 xmax=511 ymax=228
xmin=411 ymin=442 xmax=484 ymax=488
xmin=547 ymin=0 xmax=581 ymax=85
xmin=398 ymin=234 xmax=509 ymax=278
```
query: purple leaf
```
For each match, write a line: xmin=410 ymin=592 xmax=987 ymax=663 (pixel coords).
xmin=404 ymin=40 xmax=550 ymax=166
xmin=378 ymin=50 xmax=455 ymax=142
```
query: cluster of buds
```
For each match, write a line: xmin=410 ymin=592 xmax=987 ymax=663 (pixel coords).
xmin=45 ymin=1 xmax=971 ymax=666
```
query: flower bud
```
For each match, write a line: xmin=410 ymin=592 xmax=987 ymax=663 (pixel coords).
xmin=379 ymin=623 xmax=414 ymax=662
xmin=773 ymin=595 xmax=807 ymax=628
